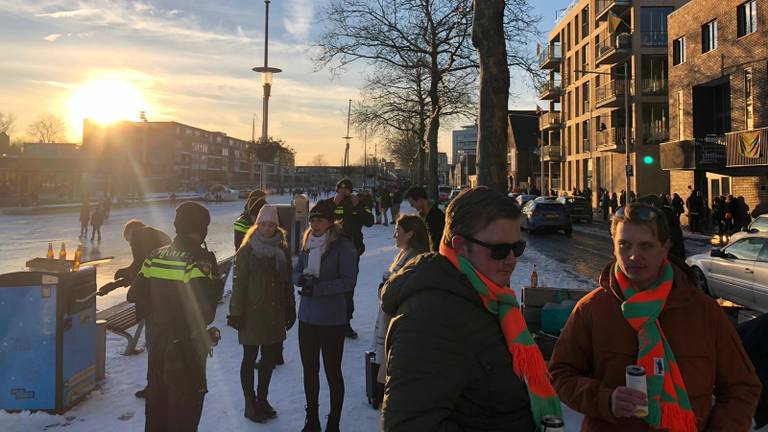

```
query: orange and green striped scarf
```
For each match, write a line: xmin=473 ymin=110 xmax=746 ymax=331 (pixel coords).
xmin=440 ymin=244 xmax=562 ymax=429
xmin=615 ymin=259 xmax=697 ymax=432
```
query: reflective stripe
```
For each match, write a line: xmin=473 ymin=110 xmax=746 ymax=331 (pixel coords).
xmin=365 ymin=208 xmax=372 ymax=213
xmin=334 ymin=209 xmax=344 ymax=215
xmin=143 ymin=266 xmax=186 ymax=281
xmin=233 ymin=221 xmax=250 ymax=233
xmin=151 ymin=258 xmax=189 ymax=269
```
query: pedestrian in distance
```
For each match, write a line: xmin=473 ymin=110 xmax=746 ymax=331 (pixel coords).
xmin=619 ymin=190 xmax=627 ymax=208
xmin=380 ymin=187 xmax=392 ymax=226
xmin=601 ymin=191 xmax=610 ymax=221
xmin=120 ymin=220 xmax=172 ymax=399
xmin=79 ymin=202 xmax=90 ymax=238
xmin=131 ymin=202 xmax=225 ymax=432
xmin=549 ymin=202 xmax=760 ymax=431
xmin=371 ymin=215 xmax=429 ymax=397
xmin=391 ymin=187 xmax=403 ymax=221
xmin=228 ymin=204 xmax=296 ymax=423
xmin=404 ymin=185 xmax=445 ymax=253
xmin=90 ymin=204 xmax=105 ymax=241
xmin=382 ymin=187 xmax=558 ymax=431
xmin=318 ymin=178 xmax=374 ymax=339
xmin=294 ymin=199 xmax=359 ymax=432
xmin=102 ymin=196 xmax=112 ymax=219
xmin=610 ymin=192 xmax=619 ymax=215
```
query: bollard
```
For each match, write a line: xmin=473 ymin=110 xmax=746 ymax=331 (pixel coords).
xmin=95 ymin=319 xmax=107 ymax=382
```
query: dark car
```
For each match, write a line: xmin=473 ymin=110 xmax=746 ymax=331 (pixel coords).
xmin=521 ymin=197 xmax=572 ymax=236
xmin=557 ymin=196 xmax=593 ymax=223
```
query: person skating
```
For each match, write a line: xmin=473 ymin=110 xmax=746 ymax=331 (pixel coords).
xmin=294 ymin=200 xmax=359 ymax=432
xmin=319 ymin=178 xmax=373 ymax=339
xmin=131 ymin=202 xmax=224 ymax=432
xmin=382 ymin=187 xmax=555 ymax=431
xmin=404 ymin=186 xmax=445 ymax=252
xmin=228 ymin=204 xmax=296 ymax=423
xmin=371 ymin=215 xmax=429 ymax=394
xmin=120 ymin=220 xmax=172 ymax=399
xmin=549 ymin=202 xmax=760 ymax=431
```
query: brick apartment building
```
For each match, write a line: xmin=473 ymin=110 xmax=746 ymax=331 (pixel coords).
xmin=662 ymin=0 xmax=768 ymax=213
xmin=540 ymin=0 xmax=689 ymax=204
xmin=82 ymin=119 xmax=295 ymax=196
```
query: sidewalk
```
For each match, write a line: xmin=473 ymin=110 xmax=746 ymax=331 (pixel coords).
xmin=0 ymin=193 xmax=202 ymax=216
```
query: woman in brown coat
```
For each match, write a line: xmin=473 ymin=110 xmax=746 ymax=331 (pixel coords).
xmin=228 ymin=204 xmax=296 ymax=423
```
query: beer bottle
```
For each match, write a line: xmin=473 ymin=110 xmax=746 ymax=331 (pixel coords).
xmin=59 ymin=242 xmax=67 ymax=260
xmin=73 ymin=245 xmax=82 ymax=272
xmin=531 ymin=264 xmax=538 ymax=288
xmin=47 ymin=242 xmax=55 ymax=259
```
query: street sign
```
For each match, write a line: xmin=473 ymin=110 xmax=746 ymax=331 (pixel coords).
xmin=625 ymin=164 xmax=633 ymax=177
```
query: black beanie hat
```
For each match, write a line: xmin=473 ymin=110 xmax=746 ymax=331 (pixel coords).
xmin=336 ymin=178 xmax=353 ymax=190
xmin=309 ymin=200 xmax=335 ymax=221
xmin=174 ymin=202 xmax=211 ymax=236
xmin=248 ymin=197 xmax=266 ymax=217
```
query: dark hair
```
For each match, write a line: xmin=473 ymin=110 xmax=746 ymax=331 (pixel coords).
xmin=396 ymin=214 xmax=429 ymax=254
xmin=123 ymin=219 xmax=145 ymax=237
xmin=610 ymin=203 xmax=671 ymax=244
xmin=403 ymin=186 xmax=427 ymax=201
xmin=441 ymin=186 xmax=521 ymax=246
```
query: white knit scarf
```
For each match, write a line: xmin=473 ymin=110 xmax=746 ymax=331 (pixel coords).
xmin=305 ymin=232 xmax=328 ymax=277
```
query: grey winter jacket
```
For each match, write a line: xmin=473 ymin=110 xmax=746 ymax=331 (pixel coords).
xmin=293 ymin=232 xmax=359 ymax=326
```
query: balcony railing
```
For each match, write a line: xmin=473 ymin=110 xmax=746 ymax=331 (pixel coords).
xmin=641 ymin=31 xmax=667 ymax=47
xmin=539 ymin=44 xmax=562 ymax=69
xmin=642 ymin=125 xmax=670 ymax=144
xmin=539 ymin=80 xmax=563 ymax=100
xmin=640 ymin=78 xmax=668 ymax=95
xmin=595 ymin=34 xmax=632 ymax=65
xmin=541 ymin=145 xmax=562 ymax=161
xmin=596 ymin=0 xmax=632 ymax=20
xmin=595 ymin=79 xmax=632 ymax=107
xmin=539 ymin=111 xmax=564 ymax=130
xmin=596 ymin=127 xmax=631 ymax=151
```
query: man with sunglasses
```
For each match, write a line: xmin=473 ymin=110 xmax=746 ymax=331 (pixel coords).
xmin=381 ymin=187 xmax=557 ymax=431
xmin=550 ymin=202 xmax=760 ymax=432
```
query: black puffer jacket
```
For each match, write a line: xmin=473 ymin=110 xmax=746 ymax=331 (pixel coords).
xmin=380 ymin=253 xmax=536 ymax=432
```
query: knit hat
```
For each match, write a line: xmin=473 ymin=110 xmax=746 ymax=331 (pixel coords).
xmin=309 ymin=200 xmax=335 ymax=221
xmin=336 ymin=178 xmax=353 ymax=191
xmin=256 ymin=204 xmax=280 ymax=225
xmin=248 ymin=197 xmax=267 ymax=218
xmin=174 ymin=202 xmax=211 ymax=236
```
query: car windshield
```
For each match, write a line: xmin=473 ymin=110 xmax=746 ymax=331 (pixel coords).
xmin=750 ymin=217 xmax=768 ymax=232
xmin=536 ymin=203 xmax=562 ymax=212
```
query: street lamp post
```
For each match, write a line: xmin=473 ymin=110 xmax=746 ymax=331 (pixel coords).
xmin=252 ymin=0 xmax=281 ymax=193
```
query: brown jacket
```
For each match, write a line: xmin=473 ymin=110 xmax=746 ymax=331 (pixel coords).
xmin=549 ymin=260 xmax=761 ymax=432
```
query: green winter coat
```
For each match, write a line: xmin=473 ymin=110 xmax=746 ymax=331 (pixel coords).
xmin=230 ymin=236 xmax=296 ymax=346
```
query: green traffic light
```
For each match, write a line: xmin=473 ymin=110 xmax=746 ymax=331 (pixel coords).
xmin=642 ymin=155 xmax=654 ymax=165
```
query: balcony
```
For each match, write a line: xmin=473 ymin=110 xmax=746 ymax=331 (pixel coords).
xmin=539 ymin=79 xmax=563 ymax=100
xmin=640 ymin=31 xmax=667 ymax=47
xmin=595 ymin=127 xmax=631 ymax=152
xmin=596 ymin=0 xmax=632 ymax=21
xmin=541 ymin=145 xmax=562 ymax=162
xmin=595 ymin=34 xmax=631 ymax=65
xmin=539 ymin=111 xmax=564 ymax=131
xmin=640 ymin=78 xmax=668 ymax=96
xmin=595 ymin=79 xmax=632 ymax=108
xmin=539 ymin=45 xmax=562 ymax=69
xmin=642 ymin=125 xmax=670 ymax=144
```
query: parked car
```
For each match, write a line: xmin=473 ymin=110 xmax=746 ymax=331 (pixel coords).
xmin=438 ymin=185 xmax=452 ymax=203
xmin=557 ymin=196 xmax=593 ymax=223
xmin=516 ymin=194 xmax=538 ymax=207
xmin=726 ymin=214 xmax=768 ymax=245
xmin=521 ymin=197 xmax=572 ymax=236
xmin=203 ymin=184 xmax=239 ymax=202
xmin=686 ymin=232 xmax=768 ymax=312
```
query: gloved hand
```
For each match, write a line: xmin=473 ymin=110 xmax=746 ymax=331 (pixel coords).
xmin=286 ymin=309 xmax=296 ymax=330
xmin=298 ymin=274 xmax=316 ymax=297
xmin=227 ymin=315 xmax=244 ymax=330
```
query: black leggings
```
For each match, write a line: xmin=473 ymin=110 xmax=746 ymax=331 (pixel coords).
xmin=299 ymin=322 xmax=346 ymax=415
xmin=241 ymin=343 xmax=280 ymax=399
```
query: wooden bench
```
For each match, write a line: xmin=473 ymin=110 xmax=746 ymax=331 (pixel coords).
xmin=96 ymin=256 xmax=235 ymax=356
xmin=522 ymin=287 xmax=591 ymax=360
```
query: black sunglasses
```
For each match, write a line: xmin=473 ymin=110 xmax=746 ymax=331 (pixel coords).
xmin=462 ymin=235 xmax=526 ymax=260
xmin=613 ymin=205 xmax=664 ymax=222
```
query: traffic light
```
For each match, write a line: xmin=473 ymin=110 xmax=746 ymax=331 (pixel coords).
xmin=642 ymin=155 xmax=655 ymax=165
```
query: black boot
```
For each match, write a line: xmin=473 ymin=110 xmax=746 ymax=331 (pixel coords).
xmin=244 ymin=391 xmax=264 ymax=423
xmin=257 ymin=366 xmax=277 ymax=419
xmin=301 ymin=405 xmax=321 ymax=432
xmin=325 ymin=413 xmax=341 ymax=432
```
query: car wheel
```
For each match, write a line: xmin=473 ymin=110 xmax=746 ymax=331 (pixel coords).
xmin=564 ymin=227 xmax=572 ymax=236
xmin=693 ymin=267 xmax=711 ymax=297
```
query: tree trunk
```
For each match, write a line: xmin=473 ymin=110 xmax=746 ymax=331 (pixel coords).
xmin=472 ymin=0 xmax=509 ymax=193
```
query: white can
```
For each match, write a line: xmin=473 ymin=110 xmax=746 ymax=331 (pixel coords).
xmin=625 ymin=365 xmax=649 ymax=417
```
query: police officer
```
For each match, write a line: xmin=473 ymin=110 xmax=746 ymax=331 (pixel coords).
xmin=319 ymin=178 xmax=374 ymax=338
xmin=131 ymin=202 xmax=224 ymax=432
xmin=234 ymin=190 xmax=267 ymax=250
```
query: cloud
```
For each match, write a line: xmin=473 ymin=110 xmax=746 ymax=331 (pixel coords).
xmin=43 ymin=33 xmax=62 ymax=41
xmin=283 ymin=0 xmax=314 ymax=41
xmin=42 ymin=32 xmax=94 ymax=42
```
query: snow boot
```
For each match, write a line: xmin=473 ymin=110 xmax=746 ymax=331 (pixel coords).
xmin=301 ymin=405 xmax=321 ymax=432
xmin=244 ymin=391 xmax=263 ymax=423
xmin=325 ymin=413 xmax=341 ymax=432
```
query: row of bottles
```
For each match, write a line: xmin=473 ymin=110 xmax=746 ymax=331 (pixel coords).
xmin=46 ymin=242 xmax=82 ymax=271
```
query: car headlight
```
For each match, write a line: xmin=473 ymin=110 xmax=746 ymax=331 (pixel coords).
xmin=710 ymin=234 xmax=729 ymax=246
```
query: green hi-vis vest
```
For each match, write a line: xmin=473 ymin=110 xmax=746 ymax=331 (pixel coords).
xmin=140 ymin=247 xmax=214 ymax=283
xmin=233 ymin=214 xmax=251 ymax=234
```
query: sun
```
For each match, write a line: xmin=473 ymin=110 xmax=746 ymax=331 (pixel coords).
xmin=68 ymin=79 xmax=149 ymax=126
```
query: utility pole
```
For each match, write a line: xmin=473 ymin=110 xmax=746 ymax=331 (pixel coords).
xmin=363 ymin=131 xmax=368 ymax=189
xmin=342 ymin=99 xmax=352 ymax=167
xmin=623 ymin=60 xmax=632 ymax=196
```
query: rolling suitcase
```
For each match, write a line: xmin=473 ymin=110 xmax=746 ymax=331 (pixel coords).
xmin=364 ymin=350 xmax=385 ymax=409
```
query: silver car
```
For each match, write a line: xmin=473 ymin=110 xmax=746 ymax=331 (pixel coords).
xmin=686 ymin=232 xmax=768 ymax=312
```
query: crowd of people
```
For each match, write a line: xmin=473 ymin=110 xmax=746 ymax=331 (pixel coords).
xmin=104 ymin=179 xmax=767 ymax=432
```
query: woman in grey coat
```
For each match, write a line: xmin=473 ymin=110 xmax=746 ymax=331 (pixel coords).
xmin=228 ymin=205 xmax=296 ymax=423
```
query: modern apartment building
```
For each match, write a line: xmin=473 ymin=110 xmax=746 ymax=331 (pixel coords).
xmin=451 ymin=125 xmax=477 ymax=165
xmin=662 ymin=0 xmax=767 ymax=211
xmin=539 ymin=0 xmax=689 ymax=202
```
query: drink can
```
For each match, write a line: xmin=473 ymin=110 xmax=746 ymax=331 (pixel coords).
xmin=625 ymin=365 xmax=649 ymax=417
xmin=541 ymin=415 xmax=565 ymax=432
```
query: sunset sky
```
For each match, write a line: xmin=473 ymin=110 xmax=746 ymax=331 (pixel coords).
xmin=0 ymin=0 xmax=571 ymax=164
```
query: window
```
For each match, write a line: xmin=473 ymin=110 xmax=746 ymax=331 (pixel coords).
xmin=640 ymin=7 xmax=674 ymax=46
xmin=581 ymin=6 xmax=590 ymax=39
xmin=738 ymin=0 xmax=758 ymax=37
xmin=673 ymin=37 xmax=686 ymax=65
xmin=702 ymin=20 xmax=718 ymax=53
xmin=641 ymin=55 xmax=668 ymax=95
xmin=725 ymin=238 xmax=765 ymax=261
xmin=642 ymin=103 xmax=669 ymax=144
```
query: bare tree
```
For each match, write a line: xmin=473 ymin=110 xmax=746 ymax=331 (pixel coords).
xmin=0 ymin=112 xmax=16 ymax=135
xmin=308 ymin=154 xmax=328 ymax=166
xmin=27 ymin=114 xmax=67 ymax=143
xmin=316 ymin=0 xmax=539 ymax=199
